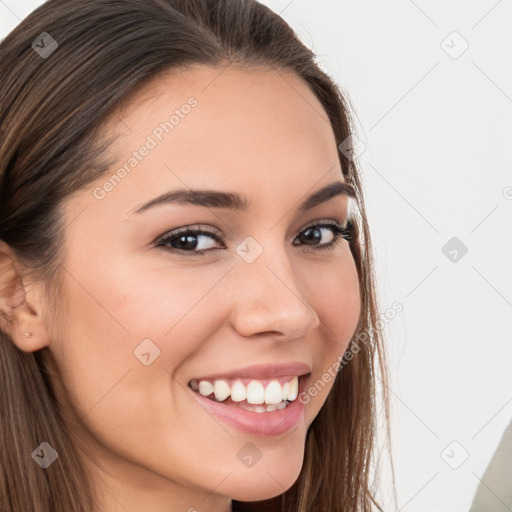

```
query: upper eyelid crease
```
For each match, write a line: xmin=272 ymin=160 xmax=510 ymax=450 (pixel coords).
xmin=133 ymin=181 xmax=356 ymax=215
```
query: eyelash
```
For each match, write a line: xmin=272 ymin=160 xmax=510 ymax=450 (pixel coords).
xmin=155 ymin=220 xmax=354 ymax=257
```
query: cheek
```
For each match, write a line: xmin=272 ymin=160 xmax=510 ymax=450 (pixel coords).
xmin=48 ymin=259 xmax=236 ymax=476
xmin=308 ymin=251 xmax=361 ymax=349
xmin=52 ymin=255 xmax=236 ymax=414
xmin=300 ymin=253 xmax=361 ymax=412
xmin=57 ymin=260 xmax=230 ymax=372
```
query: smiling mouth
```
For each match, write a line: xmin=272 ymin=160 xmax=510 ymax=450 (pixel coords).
xmin=187 ymin=374 xmax=310 ymax=414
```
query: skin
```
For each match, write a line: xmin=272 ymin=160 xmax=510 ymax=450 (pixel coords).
xmin=0 ymin=65 xmax=361 ymax=512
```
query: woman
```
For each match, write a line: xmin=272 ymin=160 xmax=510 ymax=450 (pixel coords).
xmin=0 ymin=1 xmax=395 ymax=511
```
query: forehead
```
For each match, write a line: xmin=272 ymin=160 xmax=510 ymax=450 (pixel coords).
xmin=114 ymin=63 xmax=332 ymax=130
xmin=85 ymin=64 xmax=344 ymax=217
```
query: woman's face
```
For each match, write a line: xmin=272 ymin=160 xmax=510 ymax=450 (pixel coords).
xmin=43 ymin=65 xmax=361 ymax=511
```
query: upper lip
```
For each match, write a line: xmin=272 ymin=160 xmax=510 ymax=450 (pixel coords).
xmin=190 ymin=362 xmax=312 ymax=382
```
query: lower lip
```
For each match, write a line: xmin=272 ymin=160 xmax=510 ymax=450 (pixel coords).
xmin=187 ymin=376 xmax=308 ymax=437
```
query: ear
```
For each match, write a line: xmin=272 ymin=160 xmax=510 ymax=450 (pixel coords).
xmin=0 ymin=240 xmax=51 ymax=352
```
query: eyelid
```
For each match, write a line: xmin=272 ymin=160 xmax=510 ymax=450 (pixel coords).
xmin=300 ymin=218 xmax=346 ymax=230
xmin=155 ymin=224 xmax=222 ymax=245
xmin=156 ymin=217 xmax=348 ymax=244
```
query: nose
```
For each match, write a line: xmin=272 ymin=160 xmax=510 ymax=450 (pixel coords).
xmin=228 ymin=250 xmax=321 ymax=342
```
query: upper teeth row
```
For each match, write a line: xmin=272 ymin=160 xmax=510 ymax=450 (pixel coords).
xmin=190 ymin=376 xmax=299 ymax=405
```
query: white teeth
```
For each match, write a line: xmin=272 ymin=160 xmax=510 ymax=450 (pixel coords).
xmin=282 ymin=381 xmax=290 ymax=401
xmin=231 ymin=400 xmax=291 ymax=413
xmin=288 ymin=376 xmax=298 ymax=401
xmin=192 ymin=375 xmax=301 ymax=404
xmin=198 ymin=380 xmax=213 ymax=397
xmin=213 ymin=380 xmax=231 ymax=402
xmin=246 ymin=380 xmax=265 ymax=404
xmin=265 ymin=379 xmax=284 ymax=405
xmin=230 ymin=380 xmax=247 ymax=402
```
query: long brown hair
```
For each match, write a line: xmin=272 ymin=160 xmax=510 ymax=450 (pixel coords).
xmin=0 ymin=1 xmax=396 ymax=510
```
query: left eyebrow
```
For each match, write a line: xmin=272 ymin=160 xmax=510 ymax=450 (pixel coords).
xmin=132 ymin=180 xmax=356 ymax=215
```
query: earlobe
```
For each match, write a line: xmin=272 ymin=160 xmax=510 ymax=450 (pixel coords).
xmin=0 ymin=241 xmax=50 ymax=352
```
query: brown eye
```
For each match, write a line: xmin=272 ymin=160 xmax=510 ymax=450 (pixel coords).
xmin=156 ymin=226 xmax=225 ymax=256
xmin=293 ymin=221 xmax=353 ymax=250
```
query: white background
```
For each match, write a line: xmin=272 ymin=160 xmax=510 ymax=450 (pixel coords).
xmin=1 ymin=1 xmax=511 ymax=511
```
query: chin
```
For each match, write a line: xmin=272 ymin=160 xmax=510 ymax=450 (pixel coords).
xmin=227 ymin=462 xmax=303 ymax=502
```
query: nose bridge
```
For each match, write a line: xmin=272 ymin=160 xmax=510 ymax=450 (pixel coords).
xmin=230 ymin=237 xmax=320 ymax=340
